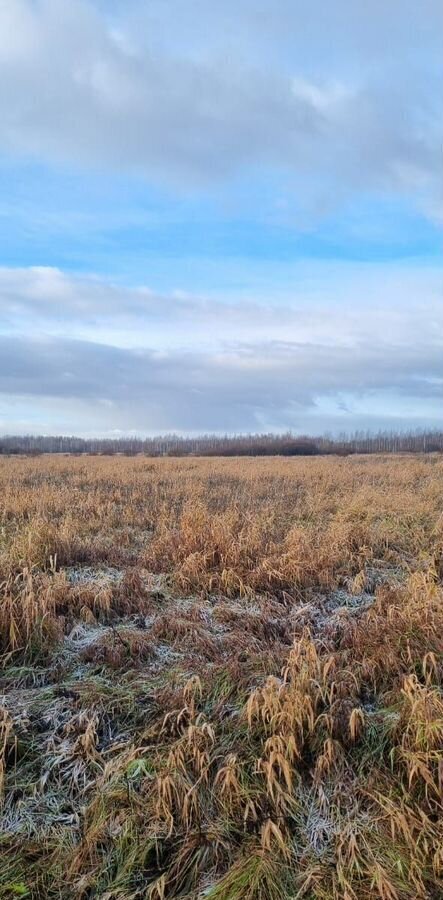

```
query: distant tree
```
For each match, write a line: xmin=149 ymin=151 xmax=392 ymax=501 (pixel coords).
xmin=0 ymin=429 xmax=442 ymax=457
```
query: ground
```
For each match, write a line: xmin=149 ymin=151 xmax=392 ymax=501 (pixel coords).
xmin=0 ymin=454 xmax=442 ymax=899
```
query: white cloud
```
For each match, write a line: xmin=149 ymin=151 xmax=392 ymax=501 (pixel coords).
xmin=0 ymin=0 xmax=441 ymax=215
xmin=0 ymin=264 xmax=441 ymax=434
xmin=1 ymin=263 xmax=441 ymax=350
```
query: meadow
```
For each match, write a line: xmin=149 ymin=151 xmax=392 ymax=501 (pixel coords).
xmin=0 ymin=453 xmax=442 ymax=899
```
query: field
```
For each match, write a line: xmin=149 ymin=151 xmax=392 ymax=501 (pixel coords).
xmin=0 ymin=454 xmax=442 ymax=899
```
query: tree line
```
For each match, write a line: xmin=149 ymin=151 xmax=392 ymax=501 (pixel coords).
xmin=0 ymin=430 xmax=442 ymax=456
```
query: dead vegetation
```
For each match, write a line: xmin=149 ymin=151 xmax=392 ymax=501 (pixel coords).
xmin=0 ymin=453 xmax=442 ymax=898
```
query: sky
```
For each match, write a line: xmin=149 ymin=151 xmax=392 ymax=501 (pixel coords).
xmin=0 ymin=0 xmax=442 ymax=437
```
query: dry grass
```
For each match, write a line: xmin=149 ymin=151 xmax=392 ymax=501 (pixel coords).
xmin=0 ymin=453 xmax=442 ymax=898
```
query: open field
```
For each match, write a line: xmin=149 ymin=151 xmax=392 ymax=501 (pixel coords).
xmin=0 ymin=454 xmax=443 ymax=899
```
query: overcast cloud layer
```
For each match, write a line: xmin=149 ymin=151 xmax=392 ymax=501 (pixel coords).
xmin=1 ymin=264 xmax=442 ymax=435
xmin=0 ymin=0 xmax=442 ymax=435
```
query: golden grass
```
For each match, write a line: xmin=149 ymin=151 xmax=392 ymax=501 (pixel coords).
xmin=0 ymin=453 xmax=442 ymax=898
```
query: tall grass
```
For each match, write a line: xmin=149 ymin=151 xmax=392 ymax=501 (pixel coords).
xmin=0 ymin=453 xmax=442 ymax=898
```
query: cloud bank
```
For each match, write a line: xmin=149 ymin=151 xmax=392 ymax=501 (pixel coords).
xmin=0 ymin=266 xmax=441 ymax=435
xmin=0 ymin=0 xmax=441 ymax=218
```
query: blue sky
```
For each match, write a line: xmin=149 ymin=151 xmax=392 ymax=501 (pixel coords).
xmin=0 ymin=0 xmax=442 ymax=436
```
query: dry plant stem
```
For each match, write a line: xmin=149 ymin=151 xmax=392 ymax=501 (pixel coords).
xmin=0 ymin=452 xmax=442 ymax=899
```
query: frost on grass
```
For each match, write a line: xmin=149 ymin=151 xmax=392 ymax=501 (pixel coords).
xmin=64 ymin=565 xmax=125 ymax=586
